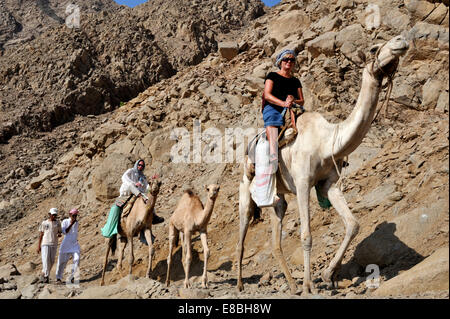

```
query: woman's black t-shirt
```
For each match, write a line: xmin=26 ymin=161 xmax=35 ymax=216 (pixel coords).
xmin=265 ymin=72 xmax=302 ymax=112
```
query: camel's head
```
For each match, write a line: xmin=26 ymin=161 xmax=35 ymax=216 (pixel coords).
xmin=366 ymin=35 xmax=409 ymax=80
xmin=205 ymin=184 xmax=220 ymax=200
xmin=148 ymin=179 xmax=162 ymax=196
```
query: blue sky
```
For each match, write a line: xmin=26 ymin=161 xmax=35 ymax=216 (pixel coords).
xmin=114 ymin=0 xmax=281 ymax=8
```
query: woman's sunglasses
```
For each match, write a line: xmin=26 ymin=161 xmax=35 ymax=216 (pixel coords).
xmin=282 ymin=58 xmax=296 ymax=63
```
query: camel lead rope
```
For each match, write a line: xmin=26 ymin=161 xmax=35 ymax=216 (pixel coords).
xmin=331 ymin=125 xmax=347 ymax=192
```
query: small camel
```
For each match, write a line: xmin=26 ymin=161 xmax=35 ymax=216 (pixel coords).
xmin=101 ymin=178 xmax=161 ymax=286
xmin=166 ymin=184 xmax=220 ymax=289
xmin=237 ymin=35 xmax=409 ymax=295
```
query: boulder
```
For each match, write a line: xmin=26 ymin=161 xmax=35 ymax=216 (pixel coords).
xmin=17 ymin=262 xmax=37 ymax=275
xmin=354 ymin=199 xmax=448 ymax=267
xmin=373 ymin=247 xmax=449 ymax=296
xmin=306 ymin=32 xmax=337 ymax=58
xmin=421 ymin=79 xmax=444 ymax=110
xmin=352 ymin=183 xmax=396 ymax=212
xmin=91 ymin=153 xmax=134 ymax=201
xmin=0 ymin=264 xmax=20 ymax=279
xmin=335 ymin=24 xmax=368 ymax=57
xmin=268 ymin=10 xmax=311 ymax=43
xmin=20 ymin=284 xmax=39 ymax=299
xmin=405 ymin=0 xmax=436 ymax=20
xmin=28 ymin=169 xmax=56 ymax=189
xmin=436 ymin=90 xmax=449 ymax=113
xmin=391 ymin=83 xmax=419 ymax=109
xmin=218 ymin=42 xmax=239 ymax=61
xmin=178 ymin=288 xmax=210 ymax=299
xmin=252 ymin=61 xmax=273 ymax=79
xmin=424 ymin=3 xmax=448 ymax=25
xmin=0 ymin=290 xmax=21 ymax=299
xmin=381 ymin=8 xmax=410 ymax=33
xmin=14 ymin=275 xmax=39 ymax=290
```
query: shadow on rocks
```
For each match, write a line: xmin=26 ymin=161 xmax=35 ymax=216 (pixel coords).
xmin=338 ymin=222 xmax=424 ymax=282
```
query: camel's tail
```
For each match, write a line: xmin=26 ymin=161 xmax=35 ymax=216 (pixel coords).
xmin=110 ymin=235 xmax=117 ymax=256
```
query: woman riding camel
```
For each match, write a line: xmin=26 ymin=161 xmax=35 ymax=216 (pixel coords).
xmin=119 ymin=159 xmax=164 ymax=224
xmin=263 ymin=49 xmax=305 ymax=170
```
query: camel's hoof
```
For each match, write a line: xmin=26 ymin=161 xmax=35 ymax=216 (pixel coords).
xmin=321 ymin=270 xmax=333 ymax=288
xmin=165 ymin=281 xmax=170 ymax=287
xmin=289 ymin=286 xmax=298 ymax=295
xmin=301 ymin=281 xmax=316 ymax=296
xmin=202 ymin=282 xmax=209 ymax=289
xmin=237 ymin=281 xmax=244 ymax=292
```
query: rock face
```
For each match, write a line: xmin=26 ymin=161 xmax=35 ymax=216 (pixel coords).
xmin=0 ymin=0 xmax=120 ymax=49
xmin=374 ymin=247 xmax=449 ymax=296
xmin=0 ymin=0 xmax=265 ymax=143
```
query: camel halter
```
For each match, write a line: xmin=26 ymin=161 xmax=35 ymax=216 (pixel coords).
xmin=331 ymin=43 xmax=400 ymax=190
xmin=370 ymin=42 xmax=399 ymax=124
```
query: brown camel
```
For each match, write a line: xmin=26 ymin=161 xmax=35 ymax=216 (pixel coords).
xmin=101 ymin=178 xmax=161 ymax=286
xmin=165 ymin=184 xmax=220 ymax=289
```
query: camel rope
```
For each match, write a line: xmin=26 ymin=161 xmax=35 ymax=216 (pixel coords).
xmin=331 ymin=125 xmax=347 ymax=191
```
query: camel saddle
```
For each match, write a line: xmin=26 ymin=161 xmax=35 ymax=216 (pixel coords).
xmin=247 ymin=105 xmax=305 ymax=161
xmin=118 ymin=194 xmax=138 ymax=218
xmin=277 ymin=104 xmax=305 ymax=148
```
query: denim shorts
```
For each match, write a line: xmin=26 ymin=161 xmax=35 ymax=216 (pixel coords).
xmin=263 ymin=104 xmax=286 ymax=128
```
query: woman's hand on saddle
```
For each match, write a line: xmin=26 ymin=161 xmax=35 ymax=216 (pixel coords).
xmin=135 ymin=182 xmax=143 ymax=188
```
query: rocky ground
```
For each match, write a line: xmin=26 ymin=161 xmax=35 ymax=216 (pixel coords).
xmin=0 ymin=0 xmax=448 ymax=299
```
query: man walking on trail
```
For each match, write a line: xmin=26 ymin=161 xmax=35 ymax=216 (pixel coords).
xmin=37 ymin=208 xmax=62 ymax=283
xmin=55 ymin=208 xmax=81 ymax=284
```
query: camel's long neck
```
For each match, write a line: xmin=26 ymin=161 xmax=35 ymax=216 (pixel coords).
xmin=199 ymin=197 xmax=217 ymax=226
xmin=145 ymin=194 xmax=157 ymax=217
xmin=329 ymin=65 xmax=382 ymax=159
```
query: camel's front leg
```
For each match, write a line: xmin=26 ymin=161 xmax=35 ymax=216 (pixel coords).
xmin=322 ymin=185 xmax=359 ymax=288
xmin=101 ymin=237 xmax=112 ymax=286
xmin=166 ymin=224 xmax=178 ymax=286
xmin=143 ymin=228 xmax=154 ymax=278
xmin=236 ymin=174 xmax=254 ymax=292
xmin=296 ymin=178 xmax=316 ymax=295
xmin=200 ymin=231 xmax=210 ymax=289
xmin=117 ymin=236 xmax=127 ymax=271
xmin=270 ymin=195 xmax=297 ymax=294
xmin=183 ymin=231 xmax=192 ymax=288
xmin=128 ymin=236 xmax=134 ymax=275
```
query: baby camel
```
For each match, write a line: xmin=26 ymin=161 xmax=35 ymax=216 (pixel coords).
xmin=166 ymin=184 xmax=220 ymax=289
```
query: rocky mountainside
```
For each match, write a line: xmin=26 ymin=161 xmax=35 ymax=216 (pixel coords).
xmin=0 ymin=0 xmax=120 ymax=49
xmin=0 ymin=0 xmax=448 ymax=299
xmin=0 ymin=0 xmax=264 ymax=142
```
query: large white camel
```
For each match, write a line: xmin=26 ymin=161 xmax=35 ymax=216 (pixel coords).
xmin=236 ymin=35 xmax=410 ymax=295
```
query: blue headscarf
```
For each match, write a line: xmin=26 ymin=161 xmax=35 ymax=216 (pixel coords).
xmin=133 ymin=159 xmax=146 ymax=183
xmin=275 ymin=49 xmax=297 ymax=69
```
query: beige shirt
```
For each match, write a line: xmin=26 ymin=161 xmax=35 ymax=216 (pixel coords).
xmin=39 ymin=220 xmax=62 ymax=246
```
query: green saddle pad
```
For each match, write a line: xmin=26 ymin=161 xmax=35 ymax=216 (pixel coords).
xmin=315 ymin=185 xmax=332 ymax=209
xmin=101 ymin=205 xmax=121 ymax=238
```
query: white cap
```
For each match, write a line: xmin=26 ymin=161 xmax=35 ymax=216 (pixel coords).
xmin=49 ymin=208 xmax=58 ymax=215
